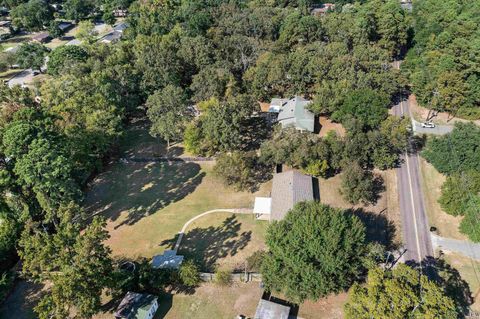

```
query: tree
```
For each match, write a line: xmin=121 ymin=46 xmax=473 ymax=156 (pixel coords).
xmin=262 ymin=202 xmax=369 ymax=302
xmin=15 ymin=42 xmax=48 ymax=71
xmin=146 ymin=85 xmax=191 ymax=148
xmin=340 ymin=162 xmax=379 ymax=205
xmin=439 ymin=171 xmax=480 ymax=216
xmin=47 ymin=45 xmax=88 ymax=75
xmin=76 ymin=20 xmax=98 ymax=45
xmin=19 ymin=203 xmax=113 ymax=319
xmin=459 ymin=195 xmax=480 ymax=242
xmin=332 ymin=89 xmax=390 ymax=130
xmin=47 ymin=20 xmax=65 ymax=39
xmin=344 ymin=264 xmax=458 ymax=319
xmin=10 ymin=0 xmax=53 ymax=31
xmin=422 ymin=122 xmax=480 ymax=175
xmin=64 ymin=0 xmax=95 ymax=22
xmin=179 ymin=260 xmax=200 ymax=287
xmin=213 ymin=151 xmax=270 ymax=192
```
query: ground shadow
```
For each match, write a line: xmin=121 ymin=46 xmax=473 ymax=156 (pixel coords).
xmin=348 ymin=208 xmax=397 ymax=249
xmin=85 ymin=160 xmax=205 ymax=228
xmin=0 ymin=280 xmax=46 ymax=319
xmin=161 ymin=215 xmax=252 ymax=272
xmin=406 ymin=256 xmax=473 ymax=317
xmin=155 ymin=292 xmax=173 ymax=318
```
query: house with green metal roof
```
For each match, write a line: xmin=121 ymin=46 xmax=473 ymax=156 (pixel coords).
xmin=274 ymin=96 xmax=315 ymax=132
xmin=114 ymin=292 xmax=159 ymax=319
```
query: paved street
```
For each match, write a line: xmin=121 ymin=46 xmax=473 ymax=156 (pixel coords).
xmin=394 ymin=99 xmax=434 ymax=263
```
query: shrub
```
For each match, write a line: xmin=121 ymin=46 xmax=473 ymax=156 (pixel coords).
xmin=179 ymin=260 xmax=200 ymax=287
xmin=214 ymin=268 xmax=231 ymax=286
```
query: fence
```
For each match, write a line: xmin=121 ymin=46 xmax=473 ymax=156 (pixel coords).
xmin=199 ymin=272 xmax=262 ymax=283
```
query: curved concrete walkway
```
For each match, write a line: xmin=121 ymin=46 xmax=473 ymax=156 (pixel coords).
xmin=431 ymin=234 xmax=480 ymax=261
xmin=173 ymin=208 xmax=253 ymax=252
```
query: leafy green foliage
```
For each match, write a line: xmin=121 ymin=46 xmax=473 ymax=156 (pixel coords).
xmin=19 ymin=203 xmax=113 ymax=319
xmin=179 ymin=260 xmax=200 ymax=287
xmin=64 ymin=0 xmax=95 ymax=22
xmin=459 ymin=195 xmax=480 ymax=243
xmin=10 ymin=0 xmax=53 ymax=31
xmin=146 ymin=85 xmax=191 ymax=147
xmin=47 ymin=45 xmax=88 ymax=75
xmin=15 ymin=42 xmax=48 ymax=71
xmin=213 ymin=151 xmax=271 ymax=192
xmin=340 ymin=161 xmax=379 ymax=205
xmin=332 ymin=89 xmax=389 ymax=129
xmin=404 ymin=0 xmax=480 ymax=118
xmin=345 ymin=264 xmax=458 ymax=319
xmin=262 ymin=202 xmax=368 ymax=302
xmin=422 ymin=123 xmax=480 ymax=175
xmin=214 ymin=268 xmax=232 ymax=286
xmin=438 ymin=171 xmax=480 ymax=216
xmin=47 ymin=20 xmax=65 ymax=39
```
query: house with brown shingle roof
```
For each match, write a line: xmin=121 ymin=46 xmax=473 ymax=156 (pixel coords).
xmin=254 ymin=170 xmax=315 ymax=221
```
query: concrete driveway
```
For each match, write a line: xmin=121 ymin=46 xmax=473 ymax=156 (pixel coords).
xmin=412 ymin=118 xmax=454 ymax=136
xmin=431 ymin=234 xmax=480 ymax=261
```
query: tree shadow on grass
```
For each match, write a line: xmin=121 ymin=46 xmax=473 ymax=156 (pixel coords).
xmin=85 ymin=161 xmax=205 ymax=228
xmin=348 ymin=208 xmax=397 ymax=250
xmin=160 ymin=215 xmax=252 ymax=272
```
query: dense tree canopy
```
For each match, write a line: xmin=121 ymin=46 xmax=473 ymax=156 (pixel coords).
xmin=345 ymin=264 xmax=458 ymax=319
xmin=15 ymin=42 xmax=48 ymax=71
xmin=47 ymin=45 xmax=89 ymax=75
xmin=403 ymin=0 xmax=480 ymax=119
xmin=262 ymin=202 xmax=370 ymax=302
xmin=10 ymin=0 xmax=53 ymax=31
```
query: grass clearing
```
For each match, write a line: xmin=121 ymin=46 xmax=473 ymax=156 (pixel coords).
xmin=418 ymin=158 xmax=466 ymax=240
xmin=443 ymin=251 xmax=480 ymax=311
xmin=319 ymin=169 xmax=401 ymax=247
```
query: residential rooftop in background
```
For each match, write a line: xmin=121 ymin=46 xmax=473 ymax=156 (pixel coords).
xmin=254 ymin=299 xmax=290 ymax=319
xmin=115 ymin=292 xmax=158 ymax=319
xmin=275 ymin=96 xmax=315 ymax=132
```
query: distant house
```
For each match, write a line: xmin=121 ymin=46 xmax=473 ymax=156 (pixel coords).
xmin=100 ymin=23 xmax=127 ymax=44
xmin=254 ymin=298 xmax=290 ymax=319
xmin=152 ymin=249 xmax=184 ymax=269
xmin=311 ymin=3 xmax=335 ymax=16
xmin=58 ymin=21 xmax=73 ymax=32
xmin=31 ymin=32 xmax=51 ymax=43
xmin=254 ymin=170 xmax=314 ymax=221
xmin=115 ymin=292 xmax=158 ymax=319
xmin=273 ymin=96 xmax=315 ymax=132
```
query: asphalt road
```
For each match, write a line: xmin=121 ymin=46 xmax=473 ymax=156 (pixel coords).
xmin=412 ymin=118 xmax=454 ymax=136
xmin=394 ymin=99 xmax=434 ymax=263
xmin=431 ymin=234 xmax=480 ymax=261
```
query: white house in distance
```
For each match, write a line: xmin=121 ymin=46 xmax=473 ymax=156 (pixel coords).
xmin=114 ymin=292 xmax=159 ymax=319
xmin=254 ymin=170 xmax=315 ymax=221
xmin=268 ymin=96 xmax=315 ymax=133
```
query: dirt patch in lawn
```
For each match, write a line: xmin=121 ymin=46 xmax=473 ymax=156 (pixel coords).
xmin=418 ymin=158 xmax=466 ymax=240
xmin=319 ymin=169 xmax=401 ymax=248
xmin=318 ymin=116 xmax=346 ymax=137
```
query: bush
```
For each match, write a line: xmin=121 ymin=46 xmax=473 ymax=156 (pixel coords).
xmin=246 ymin=250 xmax=266 ymax=272
xmin=340 ymin=162 xmax=380 ymax=205
xmin=214 ymin=268 xmax=231 ymax=286
xmin=459 ymin=195 xmax=480 ymax=242
xmin=179 ymin=260 xmax=200 ymax=287
xmin=439 ymin=171 xmax=480 ymax=216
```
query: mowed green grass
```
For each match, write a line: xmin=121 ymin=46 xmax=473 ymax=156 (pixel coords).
xmin=84 ymin=121 xmax=271 ymax=266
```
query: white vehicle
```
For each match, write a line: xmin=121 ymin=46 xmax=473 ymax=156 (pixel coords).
xmin=421 ymin=122 xmax=435 ymax=128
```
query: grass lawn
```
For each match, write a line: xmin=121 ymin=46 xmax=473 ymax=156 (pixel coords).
xmin=319 ymin=169 xmax=401 ymax=248
xmin=443 ymin=252 xmax=480 ymax=311
xmin=418 ymin=158 xmax=466 ymax=240
xmin=85 ymin=120 xmax=271 ymax=267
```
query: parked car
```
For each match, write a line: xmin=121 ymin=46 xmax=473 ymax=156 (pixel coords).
xmin=421 ymin=122 xmax=435 ymax=128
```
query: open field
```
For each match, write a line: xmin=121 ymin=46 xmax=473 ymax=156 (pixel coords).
xmin=418 ymin=158 xmax=466 ymax=240
xmin=319 ymin=169 xmax=401 ymax=247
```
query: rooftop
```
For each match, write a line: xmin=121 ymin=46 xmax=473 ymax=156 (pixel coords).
xmin=277 ymin=96 xmax=315 ymax=132
xmin=270 ymin=170 xmax=314 ymax=221
xmin=254 ymin=299 xmax=290 ymax=319
xmin=152 ymin=249 xmax=184 ymax=269
xmin=114 ymin=292 xmax=157 ymax=319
